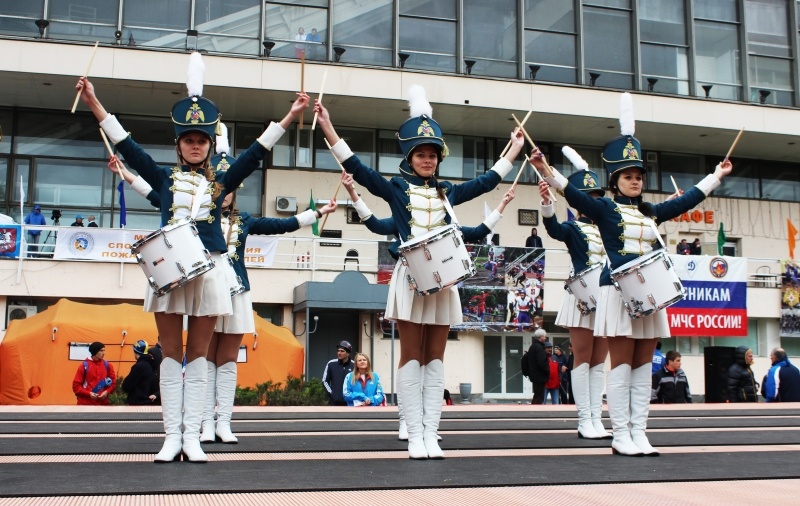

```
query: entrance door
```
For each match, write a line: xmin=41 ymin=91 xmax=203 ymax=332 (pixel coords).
xmin=307 ymin=311 xmax=359 ymax=380
xmin=483 ymin=334 xmax=531 ymax=399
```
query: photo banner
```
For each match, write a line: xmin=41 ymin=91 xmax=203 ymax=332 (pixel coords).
xmin=0 ymin=225 xmax=22 ymax=258
xmin=667 ymin=255 xmax=747 ymax=336
xmin=780 ymin=260 xmax=800 ymax=337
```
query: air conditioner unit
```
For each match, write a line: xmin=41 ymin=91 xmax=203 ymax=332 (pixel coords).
xmin=7 ymin=304 xmax=37 ymax=322
xmin=276 ymin=196 xmax=297 ymax=213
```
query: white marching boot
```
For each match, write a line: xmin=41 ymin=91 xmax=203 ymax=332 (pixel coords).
xmin=630 ymin=363 xmax=659 ymax=456
xmin=154 ymin=358 xmax=184 ymax=463
xmin=571 ymin=363 xmax=601 ymax=439
xmin=215 ymin=362 xmax=239 ymax=444
xmin=397 ymin=360 xmax=427 ymax=459
xmin=397 ymin=395 xmax=409 ymax=441
xmin=181 ymin=357 xmax=209 ymax=463
xmin=200 ymin=361 xmax=217 ymax=443
xmin=589 ymin=364 xmax=612 ymax=439
xmin=422 ymin=360 xmax=445 ymax=459
xmin=606 ymin=364 xmax=643 ymax=456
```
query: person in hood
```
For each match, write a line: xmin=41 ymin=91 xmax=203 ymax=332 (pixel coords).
xmin=727 ymin=346 xmax=759 ymax=402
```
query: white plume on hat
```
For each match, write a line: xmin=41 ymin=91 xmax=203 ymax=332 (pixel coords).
xmin=619 ymin=92 xmax=635 ymax=136
xmin=561 ymin=146 xmax=589 ymax=172
xmin=407 ymin=84 xmax=433 ymax=118
xmin=216 ymin=123 xmax=230 ymax=155
xmin=186 ymin=52 xmax=205 ymax=97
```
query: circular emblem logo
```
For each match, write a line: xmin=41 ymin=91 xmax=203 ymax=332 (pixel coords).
xmin=68 ymin=232 xmax=95 ymax=256
xmin=709 ymin=257 xmax=728 ymax=278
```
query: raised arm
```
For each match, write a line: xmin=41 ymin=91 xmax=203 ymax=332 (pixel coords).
xmin=76 ymin=77 xmax=109 ymax=123
xmin=342 ymin=172 xmax=397 ymax=237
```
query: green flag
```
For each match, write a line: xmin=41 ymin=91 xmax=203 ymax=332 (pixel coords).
xmin=309 ymin=191 xmax=319 ymax=236
xmin=717 ymin=222 xmax=726 ymax=255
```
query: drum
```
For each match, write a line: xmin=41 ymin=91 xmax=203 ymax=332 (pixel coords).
xmin=610 ymin=249 xmax=685 ymax=319
xmin=131 ymin=219 xmax=215 ymax=297
xmin=222 ymin=252 xmax=245 ymax=297
xmin=398 ymin=224 xmax=476 ymax=296
xmin=564 ymin=263 xmax=602 ymax=316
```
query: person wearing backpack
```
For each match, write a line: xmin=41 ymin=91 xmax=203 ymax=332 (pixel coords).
xmin=72 ymin=342 xmax=116 ymax=406
xmin=527 ymin=329 xmax=550 ymax=404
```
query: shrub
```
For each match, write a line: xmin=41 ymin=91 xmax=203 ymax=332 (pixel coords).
xmin=234 ymin=376 xmax=328 ymax=406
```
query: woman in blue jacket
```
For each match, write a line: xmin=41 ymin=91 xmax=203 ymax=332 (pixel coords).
xmin=344 ymin=353 xmax=385 ymax=407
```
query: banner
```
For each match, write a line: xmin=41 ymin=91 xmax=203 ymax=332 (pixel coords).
xmin=0 ymin=225 xmax=22 ymax=258
xmin=53 ymin=228 xmax=147 ymax=262
xmin=780 ymin=260 xmax=800 ymax=337
xmin=243 ymin=235 xmax=278 ymax=268
xmin=667 ymin=255 xmax=747 ymax=336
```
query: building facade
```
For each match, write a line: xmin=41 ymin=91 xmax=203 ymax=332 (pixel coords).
xmin=1 ymin=0 xmax=799 ymax=400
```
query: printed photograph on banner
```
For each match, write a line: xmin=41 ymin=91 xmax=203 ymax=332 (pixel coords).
xmin=780 ymin=260 xmax=800 ymax=337
xmin=463 ymin=245 xmax=545 ymax=290
xmin=0 ymin=225 xmax=21 ymax=258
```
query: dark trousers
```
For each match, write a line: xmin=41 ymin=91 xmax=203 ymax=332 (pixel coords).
xmin=531 ymin=382 xmax=545 ymax=404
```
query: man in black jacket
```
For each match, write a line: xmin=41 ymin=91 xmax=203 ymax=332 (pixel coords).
xmin=122 ymin=340 xmax=160 ymax=405
xmin=651 ymin=351 xmax=692 ymax=404
xmin=527 ymin=329 xmax=550 ymax=404
xmin=322 ymin=340 xmax=354 ymax=406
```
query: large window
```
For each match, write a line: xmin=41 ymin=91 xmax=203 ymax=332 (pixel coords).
xmin=47 ymin=0 xmax=118 ymax=43
xmin=399 ymin=0 xmax=457 ymax=73
xmin=332 ymin=0 xmax=393 ymax=66
xmin=745 ymin=0 xmax=794 ymax=106
xmin=195 ymin=0 xmax=261 ymax=56
xmin=694 ymin=4 xmax=742 ymax=101
xmin=639 ymin=0 xmax=689 ymax=95
xmin=0 ymin=0 xmax=44 ymax=37
xmin=122 ymin=0 xmax=191 ymax=49
xmin=264 ymin=1 xmax=328 ymax=61
xmin=582 ymin=2 xmax=633 ymax=89
xmin=463 ymin=0 xmax=517 ymax=78
xmin=524 ymin=0 xmax=577 ymax=84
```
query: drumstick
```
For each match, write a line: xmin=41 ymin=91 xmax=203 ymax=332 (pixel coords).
xmin=71 ymin=41 xmax=100 ymax=113
xmin=311 ymin=70 xmax=328 ymax=131
xmin=99 ymin=128 xmax=124 ymax=175
xmin=670 ymin=175 xmax=680 ymax=194
xmin=510 ymin=114 xmax=556 ymax=201
xmin=499 ymin=109 xmax=532 ymax=158
xmin=511 ymin=159 xmax=528 ymax=189
xmin=299 ymin=50 xmax=305 ymax=129
xmin=724 ymin=127 xmax=745 ymax=160
xmin=511 ymin=113 xmax=538 ymax=151
xmin=320 ymin=138 xmax=346 ymax=234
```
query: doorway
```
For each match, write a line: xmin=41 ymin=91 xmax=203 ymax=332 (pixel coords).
xmin=307 ymin=311 xmax=359 ymax=380
xmin=483 ymin=334 xmax=532 ymax=400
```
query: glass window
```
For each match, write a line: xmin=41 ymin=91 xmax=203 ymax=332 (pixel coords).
xmin=236 ymin=170 xmax=263 ymax=216
xmin=584 ymin=0 xmax=630 ymax=8
xmin=583 ymin=7 xmax=633 ymax=87
xmin=0 ymin=110 xmax=11 ymax=154
xmin=746 ymin=0 xmax=790 ymax=57
xmin=658 ymin=153 xmax=702 ymax=193
xmin=399 ymin=17 xmax=456 ymax=72
xmin=525 ymin=0 xmax=574 ymax=32
xmin=695 ymin=0 xmax=739 ymax=22
xmin=272 ymin=127 xmax=296 ymax=168
xmin=762 ymin=161 xmax=800 ymax=201
xmin=34 ymin=158 xmax=109 ymax=207
xmin=15 ymin=112 xmax=106 ymax=159
xmin=463 ymin=0 xmax=517 ymax=79
xmin=115 ymin=116 xmax=180 ymax=165
xmin=639 ymin=0 xmax=685 ymax=45
xmin=12 ymin=159 xmax=30 ymax=205
xmin=525 ymin=31 xmax=577 ymax=84
xmin=314 ymin=127 xmax=373 ymax=171
xmin=748 ymin=56 xmax=793 ymax=105
xmin=714 ymin=159 xmax=759 ymax=199
xmin=123 ymin=0 xmax=190 ymax=30
xmin=333 ymin=0 xmax=392 ymax=66
xmin=121 ymin=211 xmax=162 ymax=231
xmin=641 ymin=44 xmax=689 ymax=95
xmin=118 ymin=175 xmax=158 ymax=211
xmin=264 ymin=3 xmax=327 ymax=60
xmin=49 ymin=0 xmax=118 ymax=24
xmin=47 ymin=23 xmax=117 ymax=43
xmin=0 ymin=0 xmax=44 ymax=17
xmin=195 ymin=0 xmax=259 ymax=37
xmin=695 ymin=21 xmax=742 ymax=100
xmin=0 ymin=158 xmax=7 ymax=203
xmin=377 ymin=130 xmax=403 ymax=175
xmin=399 ymin=0 xmax=456 ymax=19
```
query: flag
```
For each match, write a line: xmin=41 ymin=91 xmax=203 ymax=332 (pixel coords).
xmin=717 ymin=222 xmax=726 ymax=255
xmin=789 ymin=219 xmax=798 ymax=259
xmin=484 ymin=201 xmax=493 ymax=245
xmin=309 ymin=191 xmax=319 ymax=236
xmin=567 ymin=208 xmax=576 ymax=222
xmin=117 ymin=181 xmax=127 ymax=228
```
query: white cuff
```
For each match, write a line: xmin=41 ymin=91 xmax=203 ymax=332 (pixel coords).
xmin=330 ymin=139 xmax=354 ymax=163
xmin=482 ymin=210 xmax=503 ymax=231
xmin=541 ymin=202 xmax=555 ymax=218
xmin=489 ymin=158 xmax=513 ymax=179
xmin=545 ymin=168 xmax=568 ymax=191
xmin=295 ymin=209 xmax=317 ymax=228
xmin=256 ymin=122 xmax=286 ymax=151
xmin=130 ymin=176 xmax=153 ymax=199
xmin=352 ymin=198 xmax=373 ymax=220
xmin=696 ymin=173 xmax=721 ymax=196
xmin=99 ymin=114 xmax=129 ymax=144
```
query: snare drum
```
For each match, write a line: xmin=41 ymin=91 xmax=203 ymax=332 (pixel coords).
xmin=610 ymin=249 xmax=685 ymax=319
xmin=564 ymin=263 xmax=602 ymax=315
xmin=398 ymin=224 xmax=476 ymax=296
xmin=131 ymin=219 xmax=215 ymax=297
xmin=222 ymin=252 xmax=245 ymax=297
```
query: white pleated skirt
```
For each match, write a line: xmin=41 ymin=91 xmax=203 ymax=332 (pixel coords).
xmin=385 ymin=260 xmax=463 ymax=325
xmin=593 ymin=285 xmax=670 ymax=339
xmin=215 ymin=290 xmax=254 ymax=334
xmin=144 ymin=252 xmax=233 ymax=317
xmin=555 ymin=291 xmax=595 ymax=331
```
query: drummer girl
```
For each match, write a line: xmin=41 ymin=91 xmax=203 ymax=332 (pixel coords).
xmin=315 ymin=85 xmax=525 ymax=459
xmin=533 ymin=93 xmax=732 ymax=457
xmin=540 ymin=157 xmax=610 ymax=440
xmin=76 ymin=54 xmax=309 ymax=463
xmin=200 ymin=166 xmax=336 ymax=444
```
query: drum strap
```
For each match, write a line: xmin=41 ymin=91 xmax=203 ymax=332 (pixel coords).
xmin=646 ymin=219 xmax=667 ymax=250
xmin=440 ymin=195 xmax=460 ymax=226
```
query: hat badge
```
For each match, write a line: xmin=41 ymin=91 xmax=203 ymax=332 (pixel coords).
xmin=186 ymin=102 xmax=205 ymax=124
xmin=417 ymin=119 xmax=435 ymax=137
xmin=217 ymin=156 xmax=231 ymax=172
xmin=622 ymin=138 xmax=639 ymax=160
xmin=583 ymin=173 xmax=597 ymax=188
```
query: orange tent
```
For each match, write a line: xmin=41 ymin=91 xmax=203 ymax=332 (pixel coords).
xmin=0 ymin=299 xmax=303 ymax=405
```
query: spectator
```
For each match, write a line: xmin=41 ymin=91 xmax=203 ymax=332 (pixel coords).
xmin=322 ymin=340 xmax=354 ymax=406
xmin=554 ymin=345 xmax=570 ymax=403
xmin=762 ymin=348 xmax=800 ymax=402
xmin=294 ymin=27 xmax=307 ymax=58
xmin=343 ymin=353 xmax=385 ymax=407
xmin=676 ymin=238 xmax=691 ymax=255
xmin=87 ymin=215 xmax=98 ymax=227
xmin=544 ymin=342 xmax=560 ymax=405
xmin=525 ymin=227 xmax=543 ymax=248
xmin=72 ymin=342 xmax=116 ymax=405
xmin=651 ymin=351 xmax=692 ymax=404
xmin=526 ymin=329 xmax=549 ymax=404
xmin=563 ymin=342 xmax=575 ymax=404
xmin=122 ymin=340 xmax=160 ymax=405
xmin=23 ymin=204 xmax=46 ymax=257
xmin=651 ymin=341 xmax=665 ymax=375
xmin=727 ymin=346 xmax=759 ymax=402
xmin=71 ymin=215 xmax=84 ymax=227
xmin=306 ymin=27 xmax=321 ymax=59
xmin=690 ymin=238 xmax=702 ymax=255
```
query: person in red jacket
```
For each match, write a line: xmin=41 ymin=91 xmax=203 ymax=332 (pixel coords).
xmin=72 ymin=342 xmax=117 ymax=405
xmin=544 ymin=342 xmax=561 ymax=404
